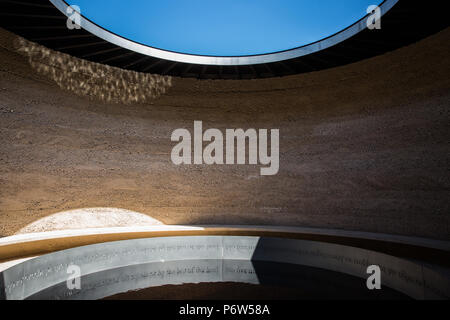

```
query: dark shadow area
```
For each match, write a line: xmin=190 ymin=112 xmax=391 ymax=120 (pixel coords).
xmin=0 ymin=272 xmax=5 ymax=300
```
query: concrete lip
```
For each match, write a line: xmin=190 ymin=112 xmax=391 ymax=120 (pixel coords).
xmin=49 ymin=0 xmax=399 ymax=65
xmin=1 ymin=225 xmax=450 ymax=263
xmin=0 ymin=226 xmax=449 ymax=300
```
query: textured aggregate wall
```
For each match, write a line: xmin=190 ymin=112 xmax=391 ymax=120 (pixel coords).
xmin=0 ymin=28 xmax=449 ymax=239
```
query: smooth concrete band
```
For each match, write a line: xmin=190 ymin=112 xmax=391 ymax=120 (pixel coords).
xmin=1 ymin=225 xmax=450 ymax=263
xmin=49 ymin=0 xmax=399 ymax=65
xmin=1 ymin=236 xmax=449 ymax=300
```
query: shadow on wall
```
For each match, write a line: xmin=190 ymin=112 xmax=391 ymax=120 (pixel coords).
xmin=14 ymin=37 xmax=172 ymax=104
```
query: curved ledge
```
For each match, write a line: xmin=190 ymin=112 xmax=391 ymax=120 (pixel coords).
xmin=1 ymin=226 xmax=449 ymax=266
xmin=1 ymin=234 xmax=449 ymax=300
xmin=49 ymin=0 xmax=399 ymax=66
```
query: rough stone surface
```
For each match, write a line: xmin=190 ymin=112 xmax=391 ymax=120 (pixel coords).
xmin=0 ymin=27 xmax=449 ymax=239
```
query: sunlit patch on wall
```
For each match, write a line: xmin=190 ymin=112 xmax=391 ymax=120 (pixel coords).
xmin=16 ymin=207 xmax=164 ymax=234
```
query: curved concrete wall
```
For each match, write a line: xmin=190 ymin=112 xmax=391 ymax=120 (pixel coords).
xmin=0 ymin=27 xmax=449 ymax=239
xmin=1 ymin=236 xmax=449 ymax=300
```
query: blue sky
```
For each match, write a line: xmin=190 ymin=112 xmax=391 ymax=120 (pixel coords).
xmin=67 ymin=0 xmax=383 ymax=56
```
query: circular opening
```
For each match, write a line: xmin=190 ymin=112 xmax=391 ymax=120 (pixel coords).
xmin=50 ymin=0 xmax=399 ymax=65
xmin=3 ymin=235 xmax=449 ymax=300
xmin=65 ymin=0 xmax=384 ymax=57
xmin=102 ymin=262 xmax=409 ymax=300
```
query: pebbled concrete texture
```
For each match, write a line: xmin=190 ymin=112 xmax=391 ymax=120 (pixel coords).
xmin=0 ymin=27 xmax=449 ymax=239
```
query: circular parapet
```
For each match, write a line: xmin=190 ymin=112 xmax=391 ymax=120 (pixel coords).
xmin=0 ymin=226 xmax=449 ymax=300
xmin=1 ymin=0 xmax=448 ymax=78
xmin=49 ymin=0 xmax=399 ymax=66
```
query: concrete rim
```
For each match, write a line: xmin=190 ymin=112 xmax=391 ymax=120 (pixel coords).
xmin=1 ymin=225 xmax=449 ymax=265
xmin=2 ymin=234 xmax=450 ymax=300
xmin=49 ymin=0 xmax=399 ymax=66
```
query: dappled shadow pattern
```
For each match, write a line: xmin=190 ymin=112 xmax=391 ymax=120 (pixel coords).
xmin=14 ymin=37 xmax=172 ymax=104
